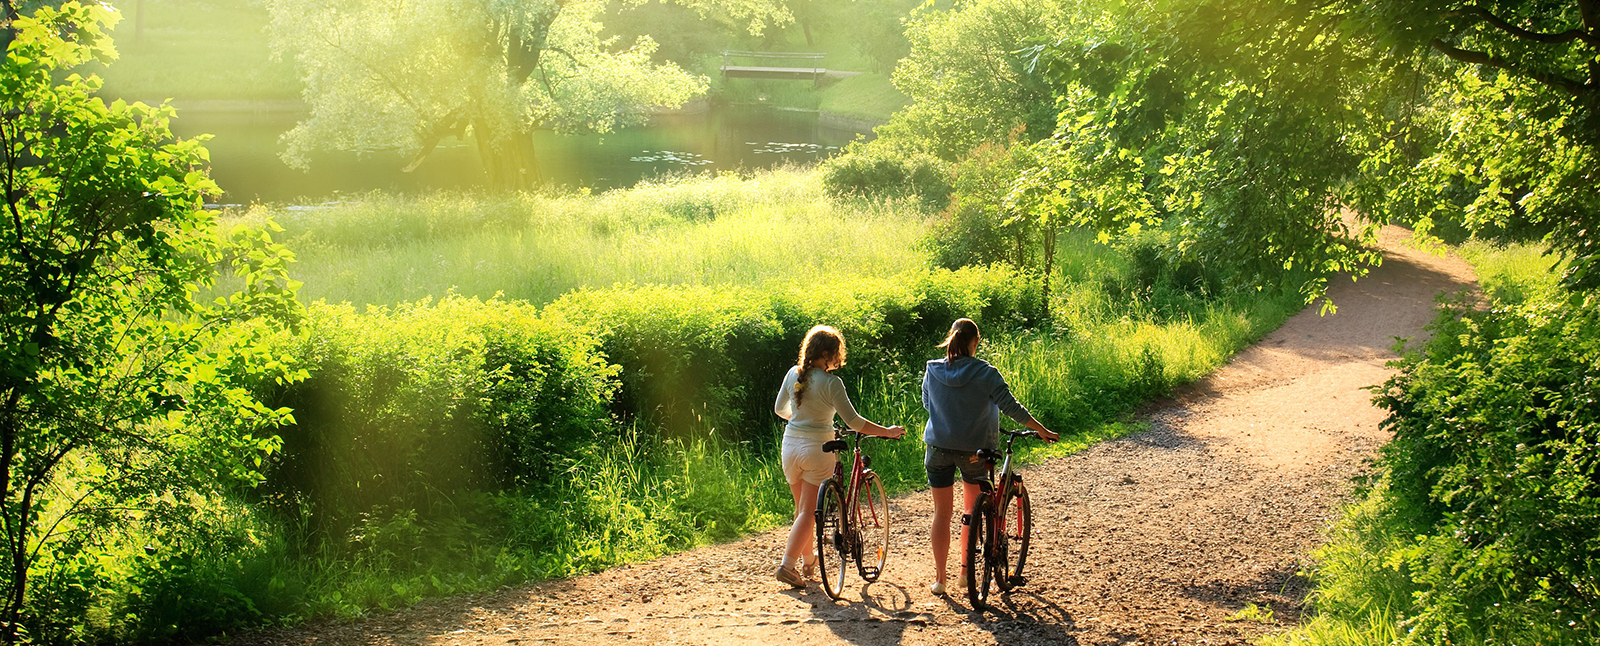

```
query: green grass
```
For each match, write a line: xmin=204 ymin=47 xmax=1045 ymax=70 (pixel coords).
xmin=94 ymin=0 xmax=300 ymax=102
xmin=819 ymin=73 xmax=908 ymax=122
xmin=224 ymin=169 xmax=929 ymax=307
xmin=1456 ymin=238 xmax=1564 ymax=305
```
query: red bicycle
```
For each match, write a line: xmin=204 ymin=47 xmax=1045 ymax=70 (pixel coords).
xmin=814 ymin=426 xmax=898 ymax=599
xmin=963 ymin=428 xmax=1039 ymax=610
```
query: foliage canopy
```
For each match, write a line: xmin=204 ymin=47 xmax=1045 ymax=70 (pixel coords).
xmin=0 ymin=2 xmax=302 ymax=640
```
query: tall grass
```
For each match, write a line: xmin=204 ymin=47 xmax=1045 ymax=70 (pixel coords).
xmin=226 ymin=170 xmax=930 ymax=307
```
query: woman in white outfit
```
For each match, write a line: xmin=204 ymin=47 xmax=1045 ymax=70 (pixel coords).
xmin=772 ymin=324 xmax=905 ymax=588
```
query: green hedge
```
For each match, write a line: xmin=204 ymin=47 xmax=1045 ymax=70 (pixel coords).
xmin=260 ymin=267 xmax=1039 ymax=529
xmin=543 ymin=267 xmax=1042 ymax=443
xmin=260 ymin=297 xmax=616 ymax=534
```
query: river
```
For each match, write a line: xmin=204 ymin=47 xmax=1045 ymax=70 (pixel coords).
xmin=172 ymin=105 xmax=870 ymax=204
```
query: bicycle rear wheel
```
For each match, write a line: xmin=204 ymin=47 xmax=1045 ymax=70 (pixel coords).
xmin=854 ymin=471 xmax=890 ymax=582
xmin=814 ymin=478 xmax=849 ymax=599
xmin=996 ymin=480 xmax=1032 ymax=592
xmin=963 ymin=495 xmax=993 ymax=609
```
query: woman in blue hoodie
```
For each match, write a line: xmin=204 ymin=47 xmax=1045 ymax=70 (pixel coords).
xmin=922 ymin=318 xmax=1057 ymax=596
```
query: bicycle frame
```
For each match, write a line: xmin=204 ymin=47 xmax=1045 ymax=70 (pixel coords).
xmin=964 ymin=428 xmax=1037 ymax=608
xmin=828 ymin=428 xmax=884 ymax=538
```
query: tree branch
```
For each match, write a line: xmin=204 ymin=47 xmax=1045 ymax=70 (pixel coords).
xmin=1430 ymin=38 xmax=1591 ymax=95
xmin=1449 ymin=5 xmax=1600 ymax=48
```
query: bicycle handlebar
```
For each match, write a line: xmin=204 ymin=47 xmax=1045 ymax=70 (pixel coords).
xmin=1002 ymin=429 xmax=1039 ymax=439
xmin=834 ymin=426 xmax=904 ymax=440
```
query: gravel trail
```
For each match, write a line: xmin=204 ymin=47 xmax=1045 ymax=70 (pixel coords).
xmin=241 ymin=227 xmax=1476 ymax=646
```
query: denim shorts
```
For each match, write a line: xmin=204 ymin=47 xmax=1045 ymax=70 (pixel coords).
xmin=925 ymin=446 xmax=989 ymax=488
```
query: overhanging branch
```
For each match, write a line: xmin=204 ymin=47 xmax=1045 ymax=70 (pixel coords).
xmin=1430 ymin=38 xmax=1591 ymax=96
xmin=1449 ymin=6 xmax=1600 ymax=48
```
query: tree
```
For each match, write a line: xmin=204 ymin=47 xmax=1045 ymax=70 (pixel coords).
xmin=0 ymin=3 xmax=303 ymax=640
xmin=1006 ymin=99 xmax=1155 ymax=317
xmin=1331 ymin=0 xmax=1600 ymax=288
xmin=266 ymin=0 xmax=790 ymax=190
xmin=871 ymin=0 xmax=1066 ymax=161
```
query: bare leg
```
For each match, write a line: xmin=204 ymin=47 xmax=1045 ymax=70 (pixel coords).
xmin=958 ymin=481 xmax=983 ymax=573
xmin=930 ymin=485 xmax=953 ymax=584
xmin=783 ymin=478 xmax=820 ymax=568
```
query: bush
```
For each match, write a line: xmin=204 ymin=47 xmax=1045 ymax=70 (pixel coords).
xmin=925 ymin=142 xmax=1034 ymax=270
xmin=542 ymin=267 xmax=1043 ymax=444
xmin=261 ymin=297 xmax=617 ymax=535
xmin=820 ymin=145 xmax=952 ymax=209
xmin=1367 ymin=291 xmax=1600 ymax=642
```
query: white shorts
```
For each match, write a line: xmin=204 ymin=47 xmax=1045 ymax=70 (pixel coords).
xmin=781 ymin=434 xmax=836 ymax=486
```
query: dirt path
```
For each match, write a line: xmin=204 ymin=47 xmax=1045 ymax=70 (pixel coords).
xmin=242 ymin=227 xmax=1477 ymax=646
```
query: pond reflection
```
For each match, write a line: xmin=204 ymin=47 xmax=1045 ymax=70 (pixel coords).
xmin=172 ymin=105 xmax=869 ymax=204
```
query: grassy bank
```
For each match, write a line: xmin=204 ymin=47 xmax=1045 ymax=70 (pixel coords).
xmin=819 ymin=73 xmax=908 ymax=122
xmin=95 ymin=0 xmax=298 ymax=102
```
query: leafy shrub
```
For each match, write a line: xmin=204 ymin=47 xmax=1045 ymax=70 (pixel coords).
xmin=262 ymin=297 xmax=616 ymax=534
xmin=820 ymin=145 xmax=952 ymax=209
xmin=1369 ymin=291 xmax=1600 ymax=642
xmin=925 ymin=142 xmax=1033 ymax=270
xmin=543 ymin=267 xmax=1042 ymax=444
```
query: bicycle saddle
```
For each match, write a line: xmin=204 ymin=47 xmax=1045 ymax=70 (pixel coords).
xmin=822 ymin=439 xmax=848 ymax=453
xmin=976 ymin=448 xmax=1000 ymax=462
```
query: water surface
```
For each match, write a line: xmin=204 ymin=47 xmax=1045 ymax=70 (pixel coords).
xmin=173 ymin=106 xmax=867 ymax=204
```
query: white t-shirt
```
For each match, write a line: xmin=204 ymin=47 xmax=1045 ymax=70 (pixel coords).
xmin=773 ymin=366 xmax=866 ymax=440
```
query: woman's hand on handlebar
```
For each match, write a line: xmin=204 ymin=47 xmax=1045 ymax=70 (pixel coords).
xmin=879 ymin=425 xmax=906 ymax=440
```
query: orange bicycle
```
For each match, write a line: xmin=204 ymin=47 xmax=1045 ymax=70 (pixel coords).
xmin=814 ymin=426 xmax=899 ymax=599
xmin=963 ymin=428 xmax=1039 ymax=609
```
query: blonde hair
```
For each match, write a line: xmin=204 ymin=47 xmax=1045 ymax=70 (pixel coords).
xmin=794 ymin=325 xmax=846 ymax=406
xmin=937 ymin=318 xmax=980 ymax=362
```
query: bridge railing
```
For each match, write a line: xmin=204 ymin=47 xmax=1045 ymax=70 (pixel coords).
xmin=720 ymin=50 xmax=827 ymax=80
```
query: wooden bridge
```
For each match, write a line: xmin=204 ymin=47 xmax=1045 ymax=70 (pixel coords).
xmin=720 ymin=51 xmax=827 ymax=82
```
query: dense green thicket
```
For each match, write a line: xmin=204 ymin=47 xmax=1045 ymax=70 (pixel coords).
xmin=1268 ymin=243 xmax=1597 ymax=646
xmin=0 ymin=4 xmax=310 ymax=643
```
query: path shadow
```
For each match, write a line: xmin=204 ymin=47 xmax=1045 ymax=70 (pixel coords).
xmin=809 ymin=580 xmax=915 ymax=645
xmin=1178 ymin=564 xmax=1312 ymax=624
xmin=965 ymin=588 xmax=1082 ymax=645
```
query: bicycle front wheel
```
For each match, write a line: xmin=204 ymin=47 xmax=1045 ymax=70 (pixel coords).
xmin=996 ymin=480 xmax=1032 ymax=592
xmin=814 ymin=478 xmax=849 ymax=599
xmin=963 ymin=495 xmax=993 ymax=609
xmin=854 ymin=470 xmax=890 ymax=582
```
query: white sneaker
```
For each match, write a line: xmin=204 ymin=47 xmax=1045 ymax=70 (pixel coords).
xmin=929 ymin=581 xmax=947 ymax=596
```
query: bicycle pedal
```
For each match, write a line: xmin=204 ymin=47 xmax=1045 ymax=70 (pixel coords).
xmin=860 ymin=567 xmax=880 ymax=577
xmin=1009 ymin=575 xmax=1027 ymax=586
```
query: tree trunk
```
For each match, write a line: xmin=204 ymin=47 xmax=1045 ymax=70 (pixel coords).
xmin=1041 ymin=225 xmax=1056 ymax=323
xmin=474 ymin=120 xmax=538 ymax=191
xmin=0 ymin=390 xmax=18 ymax=645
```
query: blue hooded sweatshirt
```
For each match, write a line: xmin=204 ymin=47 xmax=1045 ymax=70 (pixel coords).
xmin=922 ymin=356 xmax=1034 ymax=452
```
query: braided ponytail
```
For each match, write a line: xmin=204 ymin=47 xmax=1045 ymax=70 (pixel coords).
xmin=794 ymin=325 xmax=846 ymax=407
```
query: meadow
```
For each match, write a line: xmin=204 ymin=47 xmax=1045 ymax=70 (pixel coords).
xmin=35 ymin=166 xmax=1307 ymax=640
